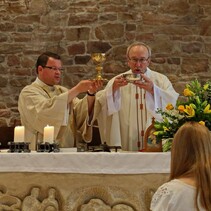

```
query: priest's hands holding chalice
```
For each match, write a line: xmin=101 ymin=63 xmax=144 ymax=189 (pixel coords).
xmin=112 ymin=73 xmax=142 ymax=93
xmin=72 ymin=53 xmax=107 ymax=96
xmin=112 ymin=73 xmax=154 ymax=95
xmin=112 ymin=76 xmax=128 ymax=93
xmin=87 ymin=79 xmax=104 ymax=96
xmin=133 ymin=74 xmax=154 ymax=95
xmin=73 ymin=79 xmax=103 ymax=96
xmin=79 ymin=52 xmax=108 ymax=96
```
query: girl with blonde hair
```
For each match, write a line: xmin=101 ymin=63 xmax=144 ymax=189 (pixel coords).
xmin=150 ymin=121 xmax=211 ymax=211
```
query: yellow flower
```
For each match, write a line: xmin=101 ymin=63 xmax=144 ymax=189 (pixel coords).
xmin=153 ymin=131 xmax=164 ymax=136
xmin=178 ymin=105 xmax=185 ymax=112
xmin=163 ymin=126 xmax=169 ymax=132
xmin=154 ymin=79 xmax=211 ymax=152
xmin=204 ymin=104 xmax=211 ymax=113
xmin=184 ymin=105 xmax=195 ymax=117
xmin=183 ymin=88 xmax=195 ymax=96
xmin=199 ymin=121 xmax=205 ymax=126
xmin=153 ymin=131 xmax=159 ymax=136
xmin=166 ymin=103 xmax=174 ymax=110
xmin=203 ymin=83 xmax=209 ymax=90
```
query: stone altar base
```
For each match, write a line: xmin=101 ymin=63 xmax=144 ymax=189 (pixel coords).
xmin=0 ymin=172 xmax=169 ymax=211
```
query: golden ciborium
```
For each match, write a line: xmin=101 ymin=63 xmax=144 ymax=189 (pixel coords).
xmin=91 ymin=53 xmax=106 ymax=81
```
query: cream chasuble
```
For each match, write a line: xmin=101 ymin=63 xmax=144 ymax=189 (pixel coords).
xmin=18 ymin=78 xmax=92 ymax=150
xmin=97 ymin=68 xmax=179 ymax=151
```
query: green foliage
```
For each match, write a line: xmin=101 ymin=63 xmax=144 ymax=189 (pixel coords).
xmin=154 ymin=79 xmax=211 ymax=144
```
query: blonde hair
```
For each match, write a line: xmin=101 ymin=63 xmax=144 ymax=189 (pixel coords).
xmin=170 ymin=122 xmax=211 ymax=210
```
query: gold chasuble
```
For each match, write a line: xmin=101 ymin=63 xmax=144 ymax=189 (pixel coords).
xmin=18 ymin=78 xmax=93 ymax=150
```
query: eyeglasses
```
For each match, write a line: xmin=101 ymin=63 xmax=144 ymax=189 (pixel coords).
xmin=43 ymin=66 xmax=64 ymax=72
xmin=128 ymin=57 xmax=149 ymax=64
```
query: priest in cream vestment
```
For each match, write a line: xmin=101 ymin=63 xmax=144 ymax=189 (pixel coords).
xmin=95 ymin=42 xmax=179 ymax=151
xmin=18 ymin=52 xmax=104 ymax=150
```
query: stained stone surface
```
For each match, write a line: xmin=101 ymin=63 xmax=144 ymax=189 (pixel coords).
xmin=0 ymin=172 xmax=169 ymax=211
xmin=1 ymin=0 xmax=210 ymax=128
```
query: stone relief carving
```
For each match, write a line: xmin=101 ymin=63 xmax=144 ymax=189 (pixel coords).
xmin=66 ymin=186 xmax=139 ymax=211
xmin=22 ymin=187 xmax=42 ymax=211
xmin=0 ymin=185 xmax=21 ymax=210
xmin=22 ymin=187 xmax=60 ymax=211
xmin=0 ymin=186 xmax=60 ymax=211
xmin=40 ymin=188 xmax=59 ymax=211
xmin=0 ymin=184 xmax=156 ymax=210
xmin=80 ymin=199 xmax=110 ymax=211
xmin=80 ymin=198 xmax=135 ymax=211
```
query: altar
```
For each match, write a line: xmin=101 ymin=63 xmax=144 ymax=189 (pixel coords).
xmin=0 ymin=150 xmax=170 ymax=211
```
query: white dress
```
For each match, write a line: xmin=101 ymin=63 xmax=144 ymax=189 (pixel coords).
xmin=150 ymin=179 xmax=206 ymax=211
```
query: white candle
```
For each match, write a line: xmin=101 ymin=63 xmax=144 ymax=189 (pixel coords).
xmin=14 ymin=126 xmax=25 ymax=142
xmin=43 ymin=125 xmax=54 ymax=144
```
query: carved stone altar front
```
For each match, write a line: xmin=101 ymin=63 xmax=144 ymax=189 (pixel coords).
xmin=0 ymin=172 xmax=169 ymax=210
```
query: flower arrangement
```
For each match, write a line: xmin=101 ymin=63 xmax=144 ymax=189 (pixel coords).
xmin=154 ymin=79 xmax=211 ymax=152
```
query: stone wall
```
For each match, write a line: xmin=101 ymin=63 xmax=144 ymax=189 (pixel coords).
xmin=0 ymin=0 xmax=211 ymax=126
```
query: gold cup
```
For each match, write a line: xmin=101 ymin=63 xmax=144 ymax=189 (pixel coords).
xmin=91 ymin=53 xmax=106 ymax=81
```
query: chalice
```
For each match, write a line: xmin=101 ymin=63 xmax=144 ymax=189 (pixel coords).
xmin=91 ymin=53 xmax=106 ymax=81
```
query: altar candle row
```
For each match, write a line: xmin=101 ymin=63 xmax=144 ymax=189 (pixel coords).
xmin=14 ymin=125 xmax=55 ymax=143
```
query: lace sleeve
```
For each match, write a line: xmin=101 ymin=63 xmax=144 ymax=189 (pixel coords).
xmin=150 ymin=183 xmax=173 ymax=211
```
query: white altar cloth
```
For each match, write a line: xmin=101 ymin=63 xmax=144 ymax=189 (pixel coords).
xmin=0 ymin=149 xmax=170 ymax=174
